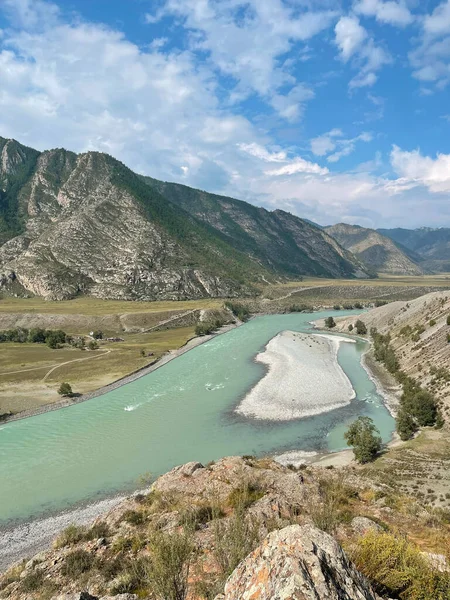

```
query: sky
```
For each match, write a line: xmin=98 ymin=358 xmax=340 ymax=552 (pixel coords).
xmin=0 ymin=0 xmax=449 ymax=228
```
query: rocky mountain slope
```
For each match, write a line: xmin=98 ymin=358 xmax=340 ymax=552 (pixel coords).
xmin=325 ymin=223 xmax=423 ymax=276
xmin=0 ymin=137 xmax=368 ymax=301
xmin=379 ymin=227 xmax=450 ymax=273
xmin=1 ymin=455 xmax=449 ymax=600
xmin=334 ymin=290 xmax=450 ymax=422
xmin=145 ymin=177 xmax=368 ymax=282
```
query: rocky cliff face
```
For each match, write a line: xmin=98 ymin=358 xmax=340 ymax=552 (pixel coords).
xmin=146 ymin=178 xmax=369 ymax=280
xmin=325 ymin=223 xmax=423 ymax=276
xmin=0 ymin=136 xmax=369 ymax=300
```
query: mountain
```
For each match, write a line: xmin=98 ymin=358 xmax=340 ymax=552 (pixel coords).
xmin=325 ymin=223 xmax=423 ymax=276
xmin=378 ymin=227 xmax=450 ymax=273
xmin=0 ymin=137 xmax=369 ymax=301
xmin=143 ymin=177 xmax=367 ymax=281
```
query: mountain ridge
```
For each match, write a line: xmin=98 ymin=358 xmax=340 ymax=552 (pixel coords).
xmin=0 ymin=136 xmax=369 ymax=301
xmin=325 ymin=222 xmax=423 ymax=276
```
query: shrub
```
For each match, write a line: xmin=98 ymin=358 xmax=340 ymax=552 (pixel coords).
xmin=146 ymin=530 xmax=194 ymax=600
xmin=224 ymin=301 xmax=250 ymax=322
xmin=333 ymin=304 xmax=341 ymax=310
xmin=122 ymin=509 xmax=145 ymax=526
xmin=348 ymin=324 xmax=354 ymax=332
xmin=344 ymin=416 xmax=382 ymax=464
xmin=58 ymin=382 xmax=73 ymax=397
xmin=20 ymin=570 xmax=45 ymax=592
xmin=350 ymin=530 xmax=450 ymax=600
xmin=213 ymin=507 xmax=260 ymax=580
xmin=310 ymin=475 xmax=356 ymax=533
xmin=354 ymin=302 xmax=363 ymax=309
xmin=55 ymin=524 xmax=86 ymax=548
xmin=430 ymin=319 xmax=437 ymax=327
xmin=88 ymin=340 xmax=98 ymax=350
xmin=61 ymin=549 xmax=94 ymax=579
xmin=355 ymin=319 xmax=367 ymax=335
xmin=375 ymin=300 xmax=388 ymax=307
xmin=227 ymin=481 xmax=265 ymax=509
xmin=325 ymin=316 xmax=336 ymax=329
xmin=85 ymin=521 xmax=110 ymax=540
xmin=447 ymin=315 xmax=450 ymax=326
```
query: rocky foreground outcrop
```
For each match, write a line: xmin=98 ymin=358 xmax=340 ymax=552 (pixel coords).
xmin=218 ymin=524 xmax=379 ymax=600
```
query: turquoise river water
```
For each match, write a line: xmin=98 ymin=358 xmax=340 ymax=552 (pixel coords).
xmin=0 ymin=311 xmax=394 ymax=525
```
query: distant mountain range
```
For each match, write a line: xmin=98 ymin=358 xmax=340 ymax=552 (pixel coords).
xmin=0 ymin=137 xmax=369 ymax=300
xmin=378 ymin=228 xmax=450 ymax=273
xmin=325 ymin=223 xmax=424 ymax=276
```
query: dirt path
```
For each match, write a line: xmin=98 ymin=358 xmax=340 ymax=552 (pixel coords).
xmin=267 ymin=285 xmax=327 ymax=301
xmin=41 ymin=349 xmax=111 ymax=382
xmin=137 ymin=309 xmax=199 ymax=334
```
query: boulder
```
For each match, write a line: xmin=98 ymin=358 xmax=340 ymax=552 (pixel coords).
xmin=222 ymin=524 xmax=379 ymax=600
xmin=52 ymin=593 xmax=98 ymax=600
xmin=351 ymin=517 xmax=383 ymax=536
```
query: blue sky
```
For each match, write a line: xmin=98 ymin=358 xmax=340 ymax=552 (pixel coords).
xmin=0 ymin=0 xmax=449 ymax=228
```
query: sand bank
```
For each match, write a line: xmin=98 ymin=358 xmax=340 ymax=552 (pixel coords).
xmin=235 ymin=331 xmax=356 ymax=421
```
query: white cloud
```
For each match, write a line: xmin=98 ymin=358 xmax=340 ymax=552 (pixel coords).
xmin=410 ymin=1 xmax=450 ymax=89
xmin=423 ymin=0 xmax=450 ymax=37
xmin=335 ymin=16 xmax=367 ymax=61
xmin=353 ymin=0 xmax=414 ymax=27
xmin=311 ymin=129 xmax=372 ymax=162
xmin=238 ymin=143 xmax=287 ymax=162
xmin=265 ymin=158 xmax=329 ymax=176
xmin=335 ymin=16 xmax=391 ymax=88
xmin=390 ymin=145 xmax=450 ymax=192
xmin=150 ymin=0 xmax=338 ymax=120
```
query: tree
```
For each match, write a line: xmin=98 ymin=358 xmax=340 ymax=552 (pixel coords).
xmin=140 ymin=348 xmax=146 ymax=357
xmin=58 ymin=382 xmax=73 ymax=397
xmin=348 ymin=324 xmax=354 ymax=332
xmin=88 ymin=340 xmax=98 ymax=350
xmin=396 ymin=408 xmax=417 ymax=441
xmin=344 ymin=416 xmax=382 ymax=464
xmin=355 ymin=320 xmax=367 ymax=335
xmin=92 ymin=330 xmax=103 ymax=340
xmin=325 ymin=316 xmax=336 ymax=329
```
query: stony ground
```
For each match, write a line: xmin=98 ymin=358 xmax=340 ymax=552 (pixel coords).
xmin=1 ymin=453 xmax=449 ymax=600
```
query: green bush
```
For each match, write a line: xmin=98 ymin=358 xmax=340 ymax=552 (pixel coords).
xmin=429 ymin=319 xmax=437 ymax=327
xmin=20 ymin=570 xmax=45 ymax=592
xmin=355 ymin=319 xmax=367 ymax=335
xmin=224 ymin=301 xmax=250 ymax=322
xmin=325 ymin=316 xmax=336 ymax=329
xmin=122 ymin=509 xmax=145 ymax=526
xmin=58 ymin=382 xmax=73 ymax=397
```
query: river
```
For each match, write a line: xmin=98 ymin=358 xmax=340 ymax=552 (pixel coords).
xmin=0 ymin=311 xmax=394 ymax=525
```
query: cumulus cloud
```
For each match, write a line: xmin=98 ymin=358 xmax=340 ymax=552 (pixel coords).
xmin=353 ymin=0 xmax=414 ymax=27
xmin=335 ymin=16 xmax=367 ymax=61
xmin=390 ymin=145 xmax=450 ymax=192
xmin=334 ymin=16 xmax=391 ymax=88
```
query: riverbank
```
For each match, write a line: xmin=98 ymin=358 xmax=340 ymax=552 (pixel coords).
xmin=235 ymin=330 xmax=356 ymax=421
xmin=2 ymin=322 xmax=240 ymax=424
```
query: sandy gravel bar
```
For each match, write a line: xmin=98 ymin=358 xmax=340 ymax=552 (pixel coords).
xmin=235 ymin=331 xmax=356 ymax=421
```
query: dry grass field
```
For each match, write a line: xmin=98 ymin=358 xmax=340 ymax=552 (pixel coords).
xmin=1 ymin=274 xmax=450 ymax=417
xmin=0 ymin=326 xmax=196 ymax=415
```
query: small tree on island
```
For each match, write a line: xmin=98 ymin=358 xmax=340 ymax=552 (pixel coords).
xmin=355 ymin=320 xmax=367 ymax=335
xmin=344 ymin=416 xmax=382 ymax=463
xmin=325 ymin=316 xmax=336 ymax=329
xmin=58 ymin=382 xmax=73 ymax=397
